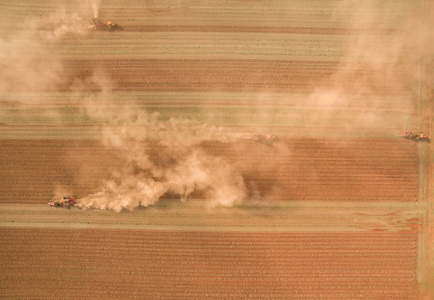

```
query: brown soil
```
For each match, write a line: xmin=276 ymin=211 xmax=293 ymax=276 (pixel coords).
xmin=0 ymin=228 xmax=418 ymax=299
xmin=0 ymin=139 xmax=120 ymax=204
xmin=60 ymin=59 xmax=410 ymax=94
xmin=0 ymin=1 xmax=430 ymax=297
xmin=201 ymin=138 xmax=419 ymax=201
xmin=0 ymin=138 xmax=418 ymax=204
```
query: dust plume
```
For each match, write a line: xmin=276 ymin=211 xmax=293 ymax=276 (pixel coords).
xmin=76 ymin=74 xmax=248 ymax=212
xmin=0 ymin=6 xmax=90 ymax=100
xmin=90 ymin=0 xmax=101 ymax=18
xmin=308 ymin=0 xmax=432 ymax=134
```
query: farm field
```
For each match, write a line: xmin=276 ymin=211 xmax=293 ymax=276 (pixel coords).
xmin=0 ymin=0 xmax=433 ymax=299
xmin=0 ymin=228 xmax=419 ymax=298
xmin=0 ymin=138 xmax=419 ymax=204
xmin=0 ymin=200 xmax=422 ymax=232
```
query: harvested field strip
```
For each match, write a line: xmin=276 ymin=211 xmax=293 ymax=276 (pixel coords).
xmin=1 ymin=0 xmax=414 ymax=31
xmin=0 ymin=228 xmax=418 ymax=298
xmin=0 ymin=138 xmax=418 ymax=204
xmin=0 ymin=106 xmax=411 ymax=137
xmin=0 ymin=202 xmax=421 ymax=232
xmin=1 ymin=91 xmax=413 ymax=109
xmin=0 ymin=91 xmax=413 ymax=139
xmin=54 ymin=33 xmax=346 ymax=60
xmin=117 ymin=25 xmax=352 ymax=34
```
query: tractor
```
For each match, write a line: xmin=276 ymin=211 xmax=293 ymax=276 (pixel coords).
xmin=92 ymin=18 xmax=117 ymax=30
xmin=248 ymin=133 xmax=277 ymax=143
xmin=400 ymin=130 xmax=429 ymax=142
xmin=48 ymin=196 xmax=75 ymax=207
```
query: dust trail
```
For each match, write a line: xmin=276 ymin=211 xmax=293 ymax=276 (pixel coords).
xmin=75 ymin=74 xmax=249 ymax=212
xmin=0 ymin=0 xmax=253 ymax=212
xmin=90 ymin=0 xmax=101 ymax=18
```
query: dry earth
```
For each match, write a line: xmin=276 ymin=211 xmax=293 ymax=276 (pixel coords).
xmin=0 ymin=138 xmax=419 ymax=204
xmin=0 ymin=0 xmax=432 ymax=299
xmin=0 ymin=228 xmax=419 ymax=298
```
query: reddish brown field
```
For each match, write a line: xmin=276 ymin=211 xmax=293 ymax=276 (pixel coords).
xmin=61 ymin=59 xmax=410 ymax=93
xmin=0 ymin=138 xmax=418 ymax=204
xmin=0 ymin=0 xmax=432 ymax=298
xmin=0 ymin=228 xmax=418 ymax=299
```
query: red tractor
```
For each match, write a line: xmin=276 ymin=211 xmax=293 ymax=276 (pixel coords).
xmin=92 ymin=18 xmax=117 ymax=30
xmin=48 ymin=196 xmax=75 ymax=207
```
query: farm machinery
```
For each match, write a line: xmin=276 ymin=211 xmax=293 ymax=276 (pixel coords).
xmin=48 ymin=196 xmax=75 ymax=208
xmin=248 ymin=133 xmax=277 ymax=142
xmin=92 ymin=18 xmax=117 ymax=30
xmin=400 ymin=130 xmax=429 ymax=142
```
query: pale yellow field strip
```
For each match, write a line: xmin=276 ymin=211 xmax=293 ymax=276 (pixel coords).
xmin=0 ymin=201 xmax=420 ymax=233
xmin=54 ymin=32 xmax=345 ymax=61
xmin=0 ymin=91 xmax=414 ymax=139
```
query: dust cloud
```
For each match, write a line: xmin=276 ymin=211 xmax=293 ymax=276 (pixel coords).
xmin=0 ymin=0 xmax=252 ymax=212
xmin=76 ymin=75 xmax=249 ymax=212
xmin=90 ymin=0 xmax=101 ymax=18
xmin=2 ymin=0 xmax=431 ymax=211
xmin=307 ymin=0 xmax=432 ymax=134
xmin=0 ymin=8 xmax=89 ymax=97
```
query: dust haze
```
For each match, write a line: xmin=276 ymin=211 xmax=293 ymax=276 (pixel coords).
xmin=307 ymin=0 xmax=432 ymax=135
xmin=76 ymin=73 xmax=249 ymax=212
xmin=0 ymin=7 xmax=89 ymax=97
xmin=1 ymin=0 xmax=431 ymax=211
xmin=78 ymin=0 xmax=431 ymax=211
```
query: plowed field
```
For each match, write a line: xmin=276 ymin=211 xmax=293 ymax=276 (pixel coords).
xmin=0 ymin=228 xmax=418 ymax=299
xmin=0 ymin=138 xmax=418 ymax=204
xmin=61 ymin=59 xmax=410 ymax=93
xmin=0 ymin=0 xmax=432 ymax=299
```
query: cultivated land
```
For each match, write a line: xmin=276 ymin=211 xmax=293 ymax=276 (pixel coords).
xmin=0 ymin=228 xmax=419 ymax=298
xmin=0 ymin=138 xmax=419 ymax=204
xmin=0 ymin=0 xmax=433 ymax=299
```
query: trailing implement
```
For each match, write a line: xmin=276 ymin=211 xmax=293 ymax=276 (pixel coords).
xmin=48 ymin=196 xmax=75 ymax=208
xmin=92 ymin=18 xmax=117 ymax=30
